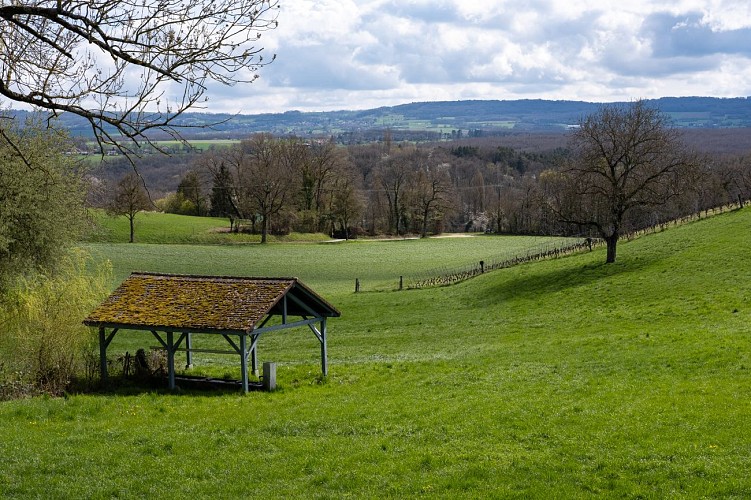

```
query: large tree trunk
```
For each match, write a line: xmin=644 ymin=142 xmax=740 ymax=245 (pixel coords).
xmin=605 ymin=233 xmax=619 ymax=263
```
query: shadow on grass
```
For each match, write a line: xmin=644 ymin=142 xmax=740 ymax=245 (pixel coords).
xmin=467 ymin=249 xmax=665 ymax=308
xmin=81 ymin=374 xmax=263 ymax=397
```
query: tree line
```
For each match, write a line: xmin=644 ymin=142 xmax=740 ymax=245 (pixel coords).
xmin=144 ymin=134 xmax=554 ymax=238
xmin=115 ymin=102 xmax=751 ymax=263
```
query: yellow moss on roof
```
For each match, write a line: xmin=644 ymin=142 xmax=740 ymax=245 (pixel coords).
xmin=84 ymin=273 xmax=296 ymax=333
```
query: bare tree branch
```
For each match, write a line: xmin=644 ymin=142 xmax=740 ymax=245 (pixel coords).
xmin=0 ymin=0 xmax=278 ymax=157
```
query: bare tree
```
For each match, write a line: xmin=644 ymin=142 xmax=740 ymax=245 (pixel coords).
xmin=408 ymin=160 xmax=454 ymax=238
xmin=240 ymin=134 xmax=295 ymax=243
xmin=330 ymin=162 xmax=363 ymax=240
xmin=0 ymin=1 xmax=278 ymax=155
xmin=468 ymin=169 xmax=486 ymax=215
xmin=203 ymin=137 xmax=294 ymax=240
xmin=297 ymin=138 xmax=348 ymax=232
xmin=376 ymin=149 xmax=412 ymax=235
xmin=107 ymin=172 xmax=151 ymax=243
xmin=556 ymin=100 xmax=698 ymax=263
xmin=715 ymin=155 xmax=751 ymax=207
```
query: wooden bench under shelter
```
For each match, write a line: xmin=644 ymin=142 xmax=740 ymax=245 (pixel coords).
xmin=83 ymin=272 xmax=340 ymax=392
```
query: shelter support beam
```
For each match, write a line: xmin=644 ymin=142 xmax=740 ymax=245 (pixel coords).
xmin=167 ymin=332 xmax=175 ymax=390
xmin=185 ymin=333 xmax=193 ymax=369
xmin=305 ymin=318 xmax=328 ymax=376
xmin=321 ymin=318 xmax=328 ymax=376
xmin=222 ymin=334 xmax=240 ymax=354
xmin=152 ymin=331 xmax=187 ymax=390
xmin=254 ymin=317 xmax=322 ymax=335
xmin=240 ymin=334 xmax=249 ymax=393
xmin=98 ymin=327 xmax=118 ymax=383
xmin=251 ymin=345 xmax=258 ymax=376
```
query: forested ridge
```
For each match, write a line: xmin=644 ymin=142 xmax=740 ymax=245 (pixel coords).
xmin=10 ymin=96 xmax=751 ymax=141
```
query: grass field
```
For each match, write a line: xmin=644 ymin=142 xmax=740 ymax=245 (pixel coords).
xmin=85 ymin=209 xmax=578 ymax=291
xmin=85 ymin=236 xmax=579 ymax=293
xmin=1 ymin=208 xmax=750 ymax=497
xmin=85 ymin=209 xmax=332 ymax=245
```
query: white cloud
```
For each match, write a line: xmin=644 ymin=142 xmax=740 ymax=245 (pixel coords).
xmin=197 ymin=0 xmax=751 ymax=114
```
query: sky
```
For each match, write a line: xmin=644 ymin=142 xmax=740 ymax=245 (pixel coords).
xmin=208 ymin=0 xmax=751 ymax=114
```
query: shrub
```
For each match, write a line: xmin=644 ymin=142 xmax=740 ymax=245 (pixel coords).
xmin=0 ymin=250 xmax=111 ymax=398
xmin=0 ymin=115 xmax=87 ymax=291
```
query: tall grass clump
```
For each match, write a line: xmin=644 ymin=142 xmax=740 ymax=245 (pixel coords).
xmin=0 ymin=250 xmax=111 ymax=398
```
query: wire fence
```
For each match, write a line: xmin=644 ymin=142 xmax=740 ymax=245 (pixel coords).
xmin=397 ymin=200 xmax=748 ymax=291
xmin=619 ymin=202 xmax=743 ymax=242
xmin=404 ymin=238 xmax=592 ymax=289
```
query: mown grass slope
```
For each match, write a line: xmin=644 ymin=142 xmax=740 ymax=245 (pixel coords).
xmin=85 ymin=234 xmax=576 ymax=294
xmin=0 ymin=208 xmax=749 ymax=498
xmin=85 ymin=209 xmax=332 ymax=245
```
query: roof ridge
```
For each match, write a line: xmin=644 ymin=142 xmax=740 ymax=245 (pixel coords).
xmin=131 ymin=271 xmax=299 ymax=282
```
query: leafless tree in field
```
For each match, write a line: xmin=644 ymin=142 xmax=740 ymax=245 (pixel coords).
xmin=555 ymin=100 xmax=698 ymax=263
xmin=0 ymin=0 xmax=278 ymax=156
xmin=107 ymin=171 xmax=151 ymax=242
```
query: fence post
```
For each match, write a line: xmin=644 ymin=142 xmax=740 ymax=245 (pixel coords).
xmin=480 ymin=260 xmax=484 ymax=273
xmin=399 ymin=276 xmax=403 ymax=290
xmin=355 ymin=278 xmax=360 ymax=293
xmin=262 ymin=362 xmax=276 ymax=391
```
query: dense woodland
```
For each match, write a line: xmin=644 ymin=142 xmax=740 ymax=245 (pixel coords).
xmin=90 ymin=127 xmax=751 ymax=242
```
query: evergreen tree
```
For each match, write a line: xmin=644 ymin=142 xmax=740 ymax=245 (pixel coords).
xmin=209 ymin=163 xmax=237 ymax=219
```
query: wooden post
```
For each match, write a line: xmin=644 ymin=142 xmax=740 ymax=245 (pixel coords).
xmin=185 ymin=332 xmax=193 ymax=369
xmin=240 ymin=334 xmax=249 ymax=393
xmin=98 ymin=327 xmax=108 ymax=383
xmin=480 ymin=261 xmax=485 ymax=273
xmin=320 ymin=318 xmax=328 ymax=376
xmin=262 ymin=362 xmax=276 ymax=391
xmin=355 ymin=278 xmax=360 ymax=293
xmin=166 ymin=331 xmax=176 ymax=390
xmin=251 ymin=345 xmax=259 ymax=377
xmin=399 ymin=276 xmax=403 ymax=290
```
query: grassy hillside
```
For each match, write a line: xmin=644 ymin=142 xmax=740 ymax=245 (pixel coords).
xmin=1 ymin=208 xmax=750 ymax=497
xmin=85 ymin=209 xmax=332 ymax=245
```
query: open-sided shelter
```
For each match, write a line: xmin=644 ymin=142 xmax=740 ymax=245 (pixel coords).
xmin=83 ymin=272 xmax=340 ymax=392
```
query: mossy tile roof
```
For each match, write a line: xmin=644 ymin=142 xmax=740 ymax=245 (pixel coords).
xmin=83 ymin=272 xmax=339 ymax=334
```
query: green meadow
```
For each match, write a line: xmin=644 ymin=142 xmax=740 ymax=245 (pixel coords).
xmin=85 ymin=210 xmax=292 ymax=245
xmin=84 ymin=209 xmax=578 ymax=291
xmin=1 ymin=208 xmax=750 ymax=497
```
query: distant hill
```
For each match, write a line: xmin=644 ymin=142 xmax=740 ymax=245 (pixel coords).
xmin=9 ymin=96 xmax=751 ymax=140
